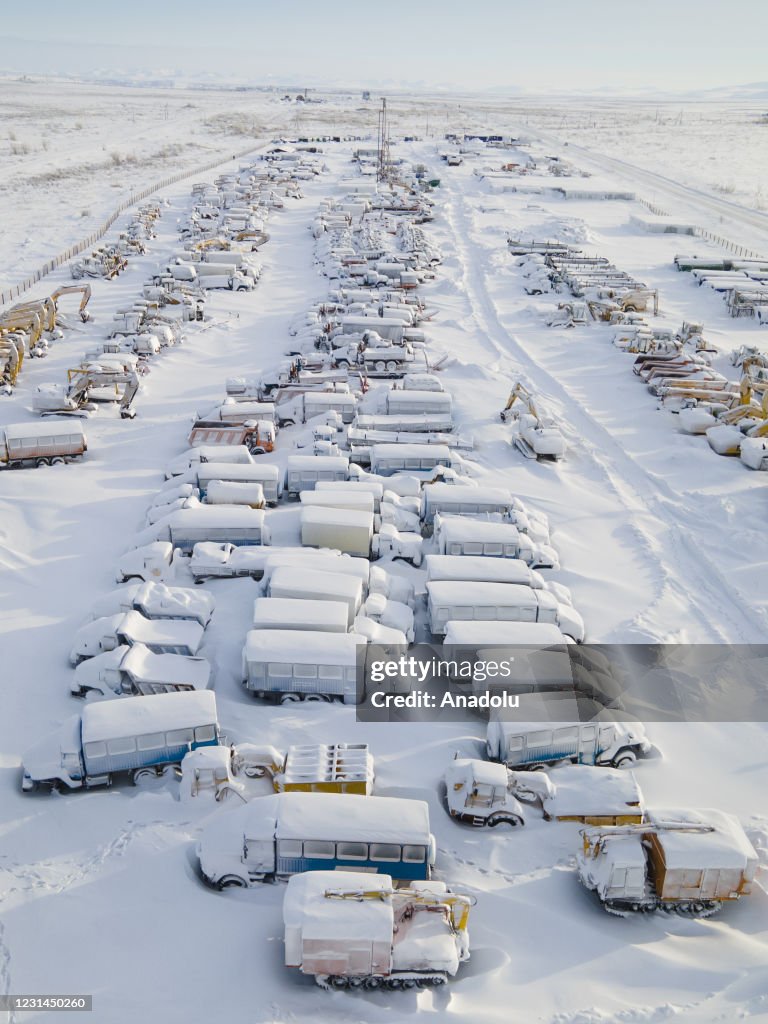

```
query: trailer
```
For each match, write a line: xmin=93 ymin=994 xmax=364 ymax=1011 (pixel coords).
xmin=88 ymin=581 xmax=215 ymax=628
xmin=0 ymin=420 xmax=87 ymax=468
xmin=577 ymin=808 xmax=758 ymax=915
xmin=70 ymin=643 xmax=212 ymax=698
xmin=284 ymin=871 xmax=471 ymax=990
xmin=301 ymin=505 xmax=374 ymax=558
xmin=235 ymin=743 xmax=374 ymax=795
xmin=22 ymin=690 xmax=220 ymax=791
xmin=197 ymin=791 xmax=435 ymax=887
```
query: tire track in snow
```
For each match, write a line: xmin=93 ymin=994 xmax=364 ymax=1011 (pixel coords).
xmin=0 ymin=921 xmax=13 ymax=1024
xmin=440 ymin=185 xmax=768 ymax=644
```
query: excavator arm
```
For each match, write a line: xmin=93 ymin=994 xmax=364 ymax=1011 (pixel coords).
xmin=51 ymin=285 xmax=92 ymax=322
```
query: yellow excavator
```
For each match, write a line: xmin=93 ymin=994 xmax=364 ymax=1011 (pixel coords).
xmin=33 ymin=365 xmax=140 ymax=419
xmin=500 ymin=382 xmax=567 ymax=460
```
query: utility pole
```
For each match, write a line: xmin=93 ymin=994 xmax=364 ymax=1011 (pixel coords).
xmin=377 ymin=97 xmax=391 ymax=184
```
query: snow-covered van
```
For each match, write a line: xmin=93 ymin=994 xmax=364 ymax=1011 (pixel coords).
xmin=285 ymin=455 xmax=349 ymax=496
xmin=242 ymin=630 xmax=366 ymax=703
xmin=435 ymin=516 xmax=559 ymax=570
xmin=197 ymin=792 xmax=435 ymax=887
xmin=158 ymin=507 xmax=270 ymax=554
xmin=370 ymin=443 xmax=452 ymax=477
xmin=0 ymin=420 xmax=87 ymax=468
xmin=195 ymin=463 xmax=280 ymax=504
xmin=426 ymin=581 xmax=585 ymax=642
xmin=70 ymin=644 xmax=212 ymax=699
xmin=314 ymin=478 xmax=384 ymax=511
xmin=22 ymin=691 xmax=220 ymax=791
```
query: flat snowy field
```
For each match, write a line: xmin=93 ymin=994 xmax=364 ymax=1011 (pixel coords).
xmin=0 ymin=84 xmax=766 ymax=1023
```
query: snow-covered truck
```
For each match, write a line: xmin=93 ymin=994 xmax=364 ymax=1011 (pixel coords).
xmin=577 ymin=808 xmax=759 ymax=915
xmin=70 ymin=644 xmax=212 ymax=698
xmin=88 ymin=582 xmax=214 ymax=628
xmin=21 ymin=690 xmax=220 ymax=791
xmin=426 ymin=581 xmax=585 ymax=642
xmin=242 ymin=630 xmax=365 ymax=703
xmin=0 ymin=420 xmax=87 ymax=469
xmin=252 ymin=597 xmax=349 ymax=634
xmin=424 ymin=554 xmax=572 ymax=605
xmin=116 ymin=542 xmax=176 ymax=583
xmin=149 ymin=506 xmax=270 ymax=554
xmin=284 ymin=454 xmax=350 ymax=496
xmin=370 ymin=443 xmax=453 ymax=477
xmin=301 ymin=505 xmax=374 ymax=558
xmin=486 ymin=713 xmax=652 ymax=770
xmin=196 ymin=791 xmax=435 ymax=887
xmin=386 ymin=389 xmax=452 ymax=417
xmin=70 ymin=611 xmax=205 ymax=664
xmin=435 ymin=516 xmax=559 ymax=570
xmin=284 ymin=871 xmax=471 ymax=990
xmin=267 ymin=566 xmax=364 ymax=625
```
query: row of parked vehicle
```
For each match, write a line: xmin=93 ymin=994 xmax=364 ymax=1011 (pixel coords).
xmin=20 ymin=144 xmax=761 ymax=993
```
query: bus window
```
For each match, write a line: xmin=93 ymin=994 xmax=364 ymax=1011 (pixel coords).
xmin=84 ymin=741 xmax=107 ymax=759
xmin=303 ymin=840 xmax=335 ymax=859
xmin=194 ymin=725 xmax=216 ymax=743
xmin=137 ymin=732 xmax=166 ymax=751
xmin=370 ymin=843 xmax=401 ymax=862
xmin=337 ymin=841 xmax=368 ymax=860
xmin=107 ymin=736 xmax=136 ymax=756
xmin=402 ymin=845 xmax=426 ymax=863
xmin=277 ymin=840 xmax=303 ymax=858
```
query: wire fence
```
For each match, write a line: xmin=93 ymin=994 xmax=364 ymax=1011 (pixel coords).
xmin=0 ymin=143 xmax=264 ymax=308
xmin=635 ymin=196 xmax=766 ymax=260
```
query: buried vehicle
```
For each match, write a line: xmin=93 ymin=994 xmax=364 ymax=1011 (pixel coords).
xmin=70 ymin=611 xmax=205 ymax=665
xmin=70 ymin=643 xmax=212 ymax=698
xmin=284 ymin=871 xmax=471 ymax=990
xmin=196 ymin=791 xmax=435 ymax=887
xmin=88 ymin=581 xmax=214 ymax=628
xmin=577 ymin=808 xmax=758 ymax=916
xmin=21 ymin=690 xmax=220 ymax=791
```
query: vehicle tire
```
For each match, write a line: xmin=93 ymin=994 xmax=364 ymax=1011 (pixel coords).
xmin=35 ymin=457 xmax=50 ymax=467
xmin=280 ymin=693 xmax=300 ymax=704
xmin=612 ymin=749 xmax=637 ymax=769
xmin=623 ymin=305 xmax=638 ymax=313
xmin=133 ymin=767 xmax=158 ymax=785
xmin=487 ymin=814 xmax=523 ymax=828
xmin=336 ymin=359 xmax=349 ymax=368
xmin=51 ymin=457 xmax=65 ymax=466
xmin=386 ymin=360 xmax=398 ymax=372
xmin=218 ymin=875 xmax=248 ymax=890
xmin=375 ymin=360 xmax=386 ymax=372
xmin=330 ymin=977 xmax=348 ymax=990
xmin=304 ymin=693 xmax=328 ymax=702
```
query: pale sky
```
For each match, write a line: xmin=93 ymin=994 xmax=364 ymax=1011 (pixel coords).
xmin=3 ymin=0 xmax=766 ymax=93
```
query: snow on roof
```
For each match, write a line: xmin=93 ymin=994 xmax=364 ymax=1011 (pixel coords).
xmin=544 ymin=765 xmax=643 ymax=817
xmin=425 ymin=554 xmax=532 ymax=584
xmin=387 ymin=390 xmax=451 ymax=406
xmin=169 ymin=507 xmax=266 ymax=528
xmin=303 ymin=391 xmax=356 ymax=406
xmin=3 ymin=420 xmax=86 ymax=440
xmin=372 ymin=443 xmax=451 ymax=460
xmin=301 ymin=505 xmax=374 ymax=530
xmin=286 ymin=455 xmax=350 ymax=471
xmin=299 ymin=490 xmax=374 ymax=510
xmin=425 ymin=483 xmax=513 ymax=505
xmin=648 ymin=808 xmax=758 ymax=869
xmin=263 ymin=550 xmax=369 ymax=584
xmin=134 ymin=581 xmax=214 ymax=616
xmin=120 ymin=645 xmax=211 ymax=688
xmin=81 ymin=690 xmax=217 ymax=743
xmin=429 ymin=580 xmax=547 ymax=607
xmin=444 ymin=621 xmax=565 ymax=645
xmin=244 ymin=629 xmax=365 ymax=665
xmin=197 ymin=463 xmax=279 ymax=482
xmin=252 ymin=598 xmax=349 ymax=630
xmin=438 ymin=518 xmax=521 ymax=540
xmin=283 ymin=870 xmax=393 ymax=942
xmin=275 ymin=792 xmax=431 ymax=843
xmin=269 ymin=566 xmax=364 ymax=600
xmin=353 ymin=615 xmax=407 ymax=646
xmin=449 ymin=757 xmax=508 ymax=789
xmin=119 ymin=610 xmax=204 ymax=648
xmin=315 ymin=479 xmax=384 ymax=498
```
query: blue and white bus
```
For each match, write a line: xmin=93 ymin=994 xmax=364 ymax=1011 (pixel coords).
xmin=197 ymin=792 xmax=435 ymax=889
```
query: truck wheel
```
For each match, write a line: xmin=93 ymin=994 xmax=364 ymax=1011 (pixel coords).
xmin=336 ymin=359 xmax=350 ymax=368
xmin=375 ymin=361 xmax=386 ymax=372
xmin=612 ymin=749 xmax=637 ymax=769
xmin=487 ymin=814 xmax=523 ymax=827
xmin=133 ymin=767 xmax=158 ymax=785
xmin=386 ymin=360 xmax=398 ymax=372
xmin=36 ymin=457 xmax=50 ymax=467
xmin=51 ymin=457 xmax=66 ymax=466
xmin=218 ymin=875 xmax=248 ymax=890
xmin=280 ymin=693 xmax=300 ymax=704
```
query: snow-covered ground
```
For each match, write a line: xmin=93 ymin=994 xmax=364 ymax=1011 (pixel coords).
xmin=0 ymin=85 xmax=766 ymax=1024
